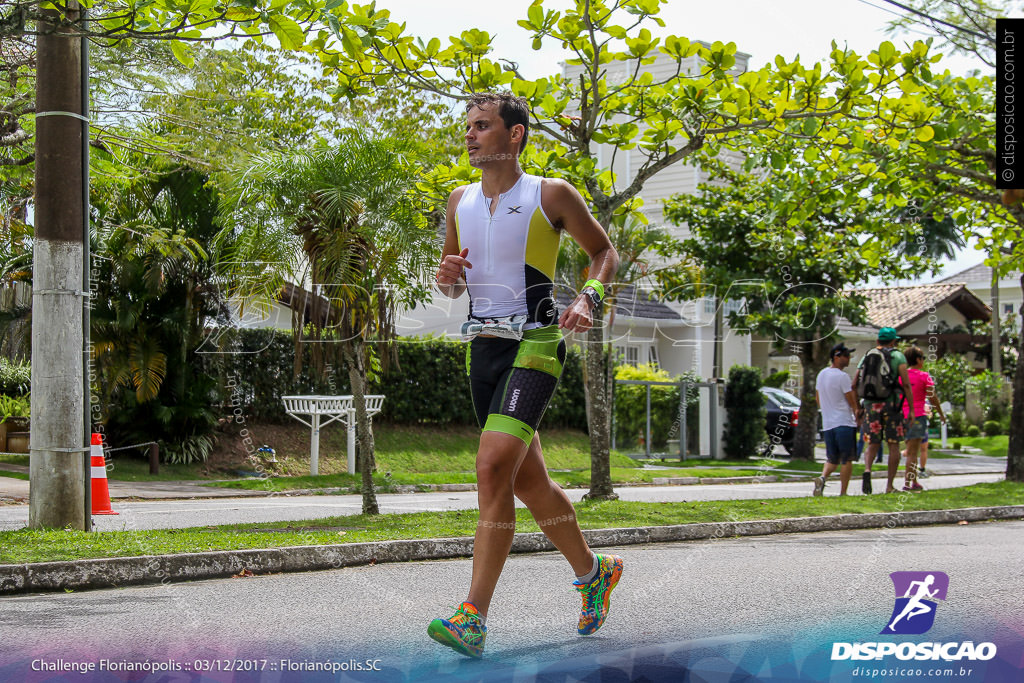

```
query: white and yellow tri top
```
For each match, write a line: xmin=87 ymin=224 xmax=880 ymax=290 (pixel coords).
xmin=454 ymin=173 xmax=561 ymax=328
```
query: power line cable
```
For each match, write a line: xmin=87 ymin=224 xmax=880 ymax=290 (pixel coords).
xmin=854 ymin=0 xmax=939 ymax=38
xmin=874 ymin=0 xmax=992 ymax=42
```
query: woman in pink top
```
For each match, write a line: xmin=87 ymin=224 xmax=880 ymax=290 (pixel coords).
xmin=902 ymin=346 xmax=947 ymax=491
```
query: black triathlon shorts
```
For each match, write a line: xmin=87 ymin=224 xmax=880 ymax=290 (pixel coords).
xmin=466 ymin=325 xmax=567 ymax=445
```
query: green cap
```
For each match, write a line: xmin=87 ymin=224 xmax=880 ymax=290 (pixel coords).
xmin=878 ymin=327 xmax=900 ymax=342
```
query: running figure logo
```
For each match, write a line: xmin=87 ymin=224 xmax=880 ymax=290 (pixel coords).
xmin=881 ymin=571 xmax=949 ymax=635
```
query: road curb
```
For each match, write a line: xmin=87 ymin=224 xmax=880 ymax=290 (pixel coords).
xmin=2 ymin=505 xmax=1022 ymax=596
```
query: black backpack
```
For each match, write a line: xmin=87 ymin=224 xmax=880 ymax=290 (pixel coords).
xmin=858 ymin=347 xmax=899 ymax=400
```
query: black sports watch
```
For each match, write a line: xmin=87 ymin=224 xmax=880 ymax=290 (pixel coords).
xmin=581 ymin=285 xmax=602 ymax=311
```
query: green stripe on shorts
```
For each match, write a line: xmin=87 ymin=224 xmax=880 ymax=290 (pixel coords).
xmin=483 ymin=414 xmax=535 ymax=445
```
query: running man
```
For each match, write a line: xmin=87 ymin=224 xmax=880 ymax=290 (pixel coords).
xmin=888 ymin=574 xmax=939 ymax=631
xmin=428 ymin=92 xmax=622 ymax=658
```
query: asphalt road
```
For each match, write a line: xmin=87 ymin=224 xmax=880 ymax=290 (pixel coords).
xmin=0 ymin=473 xmax=1003 ymax=531
xmin=1 ymin=521 xmax=1021 ymax=682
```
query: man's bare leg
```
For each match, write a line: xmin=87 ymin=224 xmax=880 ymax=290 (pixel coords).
xmin=466 ymin=430 xmax=530 ymax=617
xmin=513 ymin=432 xmax=593 ymax=575
xmin=863 ymin=442 xmax=879 ymax=493
xmin=839 ymin=461 xmax=853 ymax=495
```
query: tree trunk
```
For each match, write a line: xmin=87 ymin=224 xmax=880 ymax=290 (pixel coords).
xmin=991 ymin=269 xmax=1001 ymax=376
xmin=1006 ymin=274 xmax=1024 ymax=482
xmin=790 ymin=337 xmax=829 ymax=461
xmin=29 ymin=5 xmax=87 ymax=530
xmin=584 ymin=305 xmax=617 ymax=500
xmin=344 ymin=339 xmax=379 ymax=514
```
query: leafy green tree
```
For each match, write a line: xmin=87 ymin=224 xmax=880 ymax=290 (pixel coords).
xmin=326 ymin=0 xmax=936 ymax=496
xmin=929 ymin=352 xmax=971 ymax=408
xmin=664 ymin=159 xmax=935 ymax=460
xmin=232 ymin=132 xmax=436 ymax=514
xmin=836 ymin=0 xmax=1024 ymax=479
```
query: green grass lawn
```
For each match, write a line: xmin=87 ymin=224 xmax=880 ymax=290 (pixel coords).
xmin=0 ymin=469 xmax=28 ymax=480
xmin=0 ymin=451 xmax=220 ymax=482
xmin=372 ymin=426 xmax=639 ymax=472
xmin=204 ymin=466 xmax=772 ymax=492
xmin=2 ymin=481 xmax=1020 ymax=565
xmin=952 ymin=436 xmax=1009 ymax=458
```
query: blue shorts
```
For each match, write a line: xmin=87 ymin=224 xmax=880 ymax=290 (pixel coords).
xmin=906 ymin=415 xmax=929 ymax=441
xmin=824 ymin=425 xmax=859 ymax=464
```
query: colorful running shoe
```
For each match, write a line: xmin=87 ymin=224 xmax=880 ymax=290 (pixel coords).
xmin=574 ymin=554 xmax=624 ymax=635
xmin=427 ymin=602 xmax=487 ymax=658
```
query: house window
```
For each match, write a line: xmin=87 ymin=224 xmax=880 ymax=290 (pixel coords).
xmin=648 ymin=345 xmax=660 ymax=366
xmin=724 ymin=299 xmax=744 ymax=314
xmin=1004 ymin=303 xmax=1014 ymax=316
xmin=625 ymin=346 xmax=639 ymax=366
xmin=703 ymin=298 xmax=715 ymax=314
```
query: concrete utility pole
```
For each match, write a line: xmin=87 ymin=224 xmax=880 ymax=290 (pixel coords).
xmin=29 ymin=4 xmax=87 ymax=530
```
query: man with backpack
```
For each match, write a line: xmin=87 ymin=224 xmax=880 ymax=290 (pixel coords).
xmin=852 ymin=327 xmax=914 ymax=494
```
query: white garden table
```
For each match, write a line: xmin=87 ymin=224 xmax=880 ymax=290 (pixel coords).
xmin=281 ymin=395 xmax=385 ymax=475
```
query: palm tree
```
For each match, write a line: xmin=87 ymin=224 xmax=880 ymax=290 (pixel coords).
xmin=91 ymin=165 xmax=239 ymax=464
xmin=232 ymin=132 xmax=436 ymax=514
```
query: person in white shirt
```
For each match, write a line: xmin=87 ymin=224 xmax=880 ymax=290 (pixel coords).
xmin=813 ymin=343 xmax=860 ymax=496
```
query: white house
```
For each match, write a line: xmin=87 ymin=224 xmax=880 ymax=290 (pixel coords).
xmin=938 ymin=264 xmax=1022 ymax=325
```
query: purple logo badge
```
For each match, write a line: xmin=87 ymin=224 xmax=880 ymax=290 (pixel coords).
xmin=881 ymin=571 xmax=949 ymax=635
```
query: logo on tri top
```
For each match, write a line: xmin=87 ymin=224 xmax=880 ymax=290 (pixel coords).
xmin=507 ymin=205 xmax=522 ymax=214
xmin=508 ymin=388 xmax=521 ymax=412
xmin=881 ymin=571 xmax=949 ymax=635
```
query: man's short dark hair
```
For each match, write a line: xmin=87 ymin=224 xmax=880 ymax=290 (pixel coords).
xmin=466 ymin=92 xmax=530 ymax=156
xmin=905 ymin=345 xmax=924 ymax=368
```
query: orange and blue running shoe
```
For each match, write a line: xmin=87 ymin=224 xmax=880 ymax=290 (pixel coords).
xmin=427 ymin=602 xmax=487 ymax=658
xmin=574 ymin=554 xmax=624 ymax=635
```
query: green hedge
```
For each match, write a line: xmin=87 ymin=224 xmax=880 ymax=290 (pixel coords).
xmin=199 ymin=329 xmax=587 ymax=430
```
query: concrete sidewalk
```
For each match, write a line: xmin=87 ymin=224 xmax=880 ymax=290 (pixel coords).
xmin=0 ymin=472 xmax=1005 ymax=531
xmin=0 ymin=447 xmax=1005 ymax=505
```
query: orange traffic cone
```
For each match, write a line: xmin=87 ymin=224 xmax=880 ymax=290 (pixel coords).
xmin=90 ymin=433 xmax=118 ymax=515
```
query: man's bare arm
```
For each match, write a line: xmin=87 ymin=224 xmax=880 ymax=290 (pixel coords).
xmin=541 ymin=179 xmax=619 ymax=333
xmin=435 ymin=187 xmax=470 ymax=299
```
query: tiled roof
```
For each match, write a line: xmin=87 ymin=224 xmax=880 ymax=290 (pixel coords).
xmin=835 ymin=316 xmax=880 ymax=338
xmin=556 ymin=284 xmax=681 ymax=321
xmin=850 ymin=283 xmax=990 ymax=329
xmin=938 ymin=264 xmax=1022 ymax=285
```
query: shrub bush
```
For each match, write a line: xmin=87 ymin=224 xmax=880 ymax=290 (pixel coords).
xmin=952 ymin=441 xmax=961 ymax=451
xmin=0 ymin=358 xmax=30 ymax=396
xmin=762 ymin=370 xmax=789 ymax=389
xmin=0 ymin=393 xmax=30 ymax=420
xmin=983 ymin=420 xmax=1002 ymax=437
xmin=967 ymin=425 xmax=981 ymax=437
xmin=723 ymin=365 xmax=766 ymax=459
xmin=198 ymin=329 xmax=588 ymax=430
xmin=945 ymin=411 xmax=969 ymax=438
